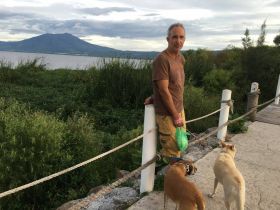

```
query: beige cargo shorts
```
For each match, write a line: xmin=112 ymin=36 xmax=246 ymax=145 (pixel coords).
xmin=156 ymin=110 xmax=186 ymax=158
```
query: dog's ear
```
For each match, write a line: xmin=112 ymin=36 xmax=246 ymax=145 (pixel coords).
xmin=229 ymin=144 xmax=235 ymax=150
xmin=221 ymin=141 xmax=227 ymax=148
xmin=192 ymin=165 xmax=197 ymax=175
xmin=186 ymin=164 xmax=190 ymax=173
xmin=185 ymin=164 xmax=191 ymax=175
xmin=186 ymin=163 xmax=197 ymax=175
xmin=193 ymin=165 xmax=197 ymax=173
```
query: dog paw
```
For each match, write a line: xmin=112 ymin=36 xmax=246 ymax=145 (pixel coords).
xmin=208 ymin=193 xmax=215 ymax=198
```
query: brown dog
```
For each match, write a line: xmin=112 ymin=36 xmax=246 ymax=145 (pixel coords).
xmin=164 ymin=159 xmax=205 ymax=210
xmin=208 ymin=141 xmax=245 ymax=210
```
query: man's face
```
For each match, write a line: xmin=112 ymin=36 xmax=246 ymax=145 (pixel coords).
xmin=167 ymin=26 xmax=185 ymax=53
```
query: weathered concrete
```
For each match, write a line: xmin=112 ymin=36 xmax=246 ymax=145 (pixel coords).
xmin=256 ymin=104 xmax=280 ymax=125
xmin=129 ymin=120 xmax=280 ymax=209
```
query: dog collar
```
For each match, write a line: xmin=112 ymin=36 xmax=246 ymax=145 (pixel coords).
xmin=169 ymin=157 xmax=184 ymax=165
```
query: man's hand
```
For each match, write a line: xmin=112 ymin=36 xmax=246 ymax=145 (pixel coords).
xmin=173 ymin=115 xmax=184 ymax=127
xmin=144 ymin=96 xmax=154 ymax=105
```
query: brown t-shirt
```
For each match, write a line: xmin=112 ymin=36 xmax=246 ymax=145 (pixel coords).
xmin=152 ymin=50 xmax=185 ymax=115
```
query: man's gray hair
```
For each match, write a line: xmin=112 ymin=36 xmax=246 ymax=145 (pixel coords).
xmin=167 ymin=23 xmax=185 ymax=36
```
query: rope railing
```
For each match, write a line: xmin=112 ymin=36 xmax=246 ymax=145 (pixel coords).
xmin=69 ymin=95 xmax=278 ymax=209
xmin=189 ymin=94 xmax=280 ymax=146
xmin=1 ymin=93 xmax=278 ymax=203
xmin=0 ymin=128 xmax=156 ymax=199
xmin=0 ymin=104 xmax=228 ymax=199
xmin=185 ymin=99 xmax=234 ymax=124
xmin=186 ymin=107 xmax=222 ymax=124
xmin=69 ymin=156 xmax=158 ymax=210
xmin=69 ymin=94 xmax=279 ymax=209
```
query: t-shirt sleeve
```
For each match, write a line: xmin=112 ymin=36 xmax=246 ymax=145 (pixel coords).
xmin=152 ymin=55 xmax=169 ymax=81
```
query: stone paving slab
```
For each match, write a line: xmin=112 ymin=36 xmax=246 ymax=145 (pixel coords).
xmin=256 ymin=104 xmax=280 ymax=125
xmin=128 ymin=121 xmax=280 ymax=210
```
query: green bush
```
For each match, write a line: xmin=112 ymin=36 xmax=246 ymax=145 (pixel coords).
xmin=0 ymin=98 xmax=66 ymax=209
xmin=90 ymin=59 xmax=152 ymax=109
xmin=184 ymin=85 xmax=220 ymax=133
xmin=184 ymin=49 xmax=214 ymax=86
xmin=0 ymin=98 xmax=146 ymax=209
xmin=203 ymin=68 xmax=236 ymax=95
xmin=242 ymin=46 xmax=280 ymax=102
xmin=0 ymin=99 xmax=107 ymax=209
xmin=228 ymin=113 xmax=248 ymax=134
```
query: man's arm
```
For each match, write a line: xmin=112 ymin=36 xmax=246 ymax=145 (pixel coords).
xmin=156 ymin=80 xmax=184 ymax=127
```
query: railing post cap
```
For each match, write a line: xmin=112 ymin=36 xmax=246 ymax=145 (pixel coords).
xmin=222 ymin=89 xmax=232 ymax=93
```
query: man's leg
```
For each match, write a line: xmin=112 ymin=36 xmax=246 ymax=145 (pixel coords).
xmin=156 ymin=110 xmax=186 ymax=159
xmin=156 ymin=115 xmax=180 ymax=158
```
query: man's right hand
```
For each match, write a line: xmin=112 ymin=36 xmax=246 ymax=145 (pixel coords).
xmin=144 ymin=96 xmax=153 ymax=105
xmin=173 ymin=115 xmax=184 ymax=127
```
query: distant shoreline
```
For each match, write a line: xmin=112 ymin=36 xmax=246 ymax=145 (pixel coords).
xmin=0 ymin=50 xmax=114 ymax=59
xmin=0 ymin=51 xmax=149 ymax=70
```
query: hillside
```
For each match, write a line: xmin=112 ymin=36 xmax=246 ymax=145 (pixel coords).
xmin=0 ymin=33 xmax=157 ymax=59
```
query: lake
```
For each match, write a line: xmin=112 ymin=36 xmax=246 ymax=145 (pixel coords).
xmin=0 ymin=51 xmax=147 ymax=70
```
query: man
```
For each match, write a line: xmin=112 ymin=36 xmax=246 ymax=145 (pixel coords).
xmin=144 ymin=23 xmax=186 ymax=161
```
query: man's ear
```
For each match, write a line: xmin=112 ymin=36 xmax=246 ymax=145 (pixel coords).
xmin=166 ymin=37 xmax=169 ymax=42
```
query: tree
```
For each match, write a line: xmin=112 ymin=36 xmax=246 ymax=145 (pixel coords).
xmin=273 ymin=33 xmax=280 ymax=46
xmin=203 ymin=68 xmax=235 ymax=94
xmin=183 ymin=49 xmax=214 ymax=86
xmin=257 ymin=20 xmax=267 ymax=46
xmin=242 ymin=28 xmax=253 ymax=49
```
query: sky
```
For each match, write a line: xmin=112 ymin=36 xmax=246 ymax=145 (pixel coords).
xmin=0 ymin=0 xmax=280 ymax=52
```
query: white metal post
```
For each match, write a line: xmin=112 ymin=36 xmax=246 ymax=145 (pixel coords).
xmin=275 ymin=74 xmax=280 ymax=105
xmin=217 ymin=89 xmax=232 ymax=141
xmin=140 ymin=104 xmax=157 ymax=193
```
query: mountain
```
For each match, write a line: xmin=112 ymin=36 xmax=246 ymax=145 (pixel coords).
xmin=0 ymin=33 xmax=158 ymax=59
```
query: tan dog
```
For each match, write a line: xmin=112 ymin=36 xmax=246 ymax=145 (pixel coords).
xmin=208 ymin=141 xmax=245 ymax=210
xmin=164 ymin=159 xmax=205 ymax=210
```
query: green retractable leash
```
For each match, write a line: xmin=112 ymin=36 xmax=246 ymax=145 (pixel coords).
xmin=175 ymin=127 xmax=190 ymax=151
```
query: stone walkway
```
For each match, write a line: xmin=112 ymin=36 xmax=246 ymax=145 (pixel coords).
xmin=256 ymin=104 xmax=280 ymax=125
xmin=128 ymin=104 xmax=280 ymax=210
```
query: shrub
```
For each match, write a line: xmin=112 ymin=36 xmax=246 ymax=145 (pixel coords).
xmin=0 ymin=98 xmax=146 ymax=209
xmin=0 ymin=98 xmax=66 ymax=209
xmin=184 ymin=85 xmax=220 ymax=133
xmin=228 ymin=113 xmax=248 ymax=134
xmin=203 ymin=68 xmax=236 ymax=94
xmin=0 ymin=99 xmax=107 ymax=209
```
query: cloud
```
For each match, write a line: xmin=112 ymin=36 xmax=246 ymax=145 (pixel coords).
xmin=3 ymin=11 xmax=279 ymax=46
xmin=0 ymin=0 xmax=279 ymax=50
xmin=99 ymin=0 xmax=265 ymax=11
xmin=2 ymin=14 xmax=171 ymax=39
xmin=78 ymin=7 xmax=135 ymax=16
xmin=9 ymin=28 xmax=42 ymax=35
xmin=143 ymin=13 xmax=159 ymax=17
xmin=267 ymin=0 xmax=280 ymax=7
xmin=0 ymin=9 xmax=35 ymax=20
